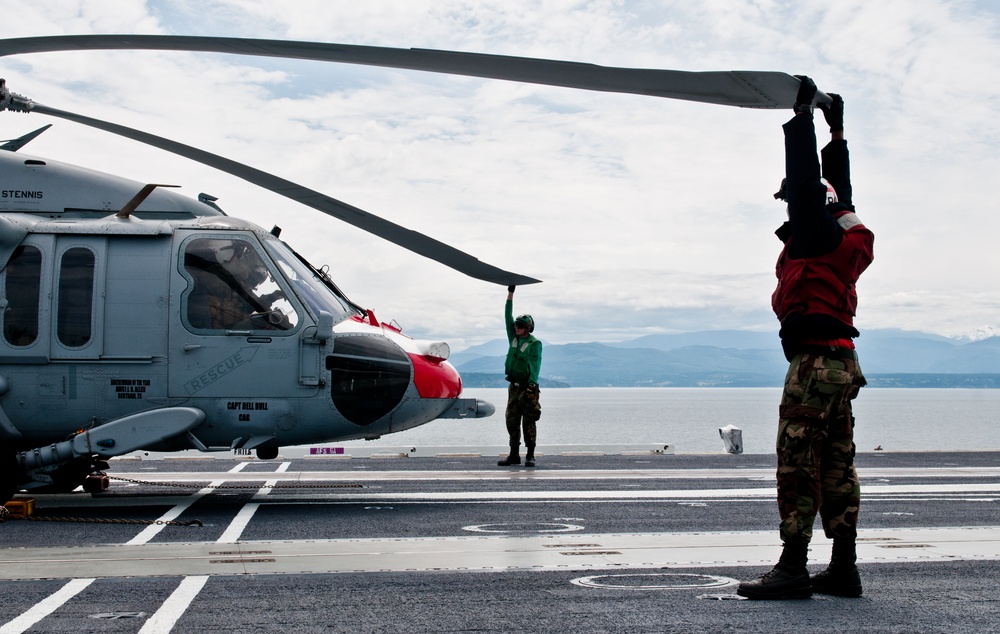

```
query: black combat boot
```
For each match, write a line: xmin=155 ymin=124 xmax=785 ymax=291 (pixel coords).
xmin=498 ymin=447 xmax=521 ymax=466
xmin=524 ymin=447 xmax=536 ymax=467
xmin=811 ymin=539 xmax=862 ymax=597
xmin=737 ymin=539 xmax=812 ymax=600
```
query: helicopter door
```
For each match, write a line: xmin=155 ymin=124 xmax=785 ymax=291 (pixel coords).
xmin=168 ymin=232 xmax=311 ymax=399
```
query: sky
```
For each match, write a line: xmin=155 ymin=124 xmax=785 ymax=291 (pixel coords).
xmin=1 ymin=1 xmax=998 ymax=350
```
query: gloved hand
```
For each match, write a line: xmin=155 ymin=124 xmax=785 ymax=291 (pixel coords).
xmin=818 ymin=93 xmax=844 ymax=132
xmin=508 ymin=285 xmax=516 ymax=293
xmin=793 ymin=75 xmax=817 ymax=114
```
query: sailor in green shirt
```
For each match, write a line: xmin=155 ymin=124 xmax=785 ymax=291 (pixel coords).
xmin=499 ymin=285 xmax=543 ymax=467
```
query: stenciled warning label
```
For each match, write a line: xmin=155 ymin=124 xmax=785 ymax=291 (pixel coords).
xmin=110 ymin=378 xmax=151 ymax=400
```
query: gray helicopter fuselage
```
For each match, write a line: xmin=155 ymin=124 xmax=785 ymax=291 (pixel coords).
xmin=0 ymin=151 xmax=489 ymax=471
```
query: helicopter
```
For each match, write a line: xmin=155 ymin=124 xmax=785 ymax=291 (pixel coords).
xmin=0 ymin=35 xmax=829 ymax=504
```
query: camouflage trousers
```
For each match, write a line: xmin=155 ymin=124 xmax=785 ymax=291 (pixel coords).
xmin=505 ymin=383 xmax=541 ymax=451
xmin=776 ymin=351 xmax=866 ymax=544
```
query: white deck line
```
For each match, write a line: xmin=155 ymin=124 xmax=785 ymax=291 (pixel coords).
xmin=0 ymin=578 xmax=95 ymax=633
xmin=247 ymin=482 xmax=1000 ymax=501
xmin=108 ymin=466 xmax=1000 ymax=482
xmin=118 ymin=444 xmax=675 ymax=460
xmin=136 ymin=576 xmax=209 ymax=634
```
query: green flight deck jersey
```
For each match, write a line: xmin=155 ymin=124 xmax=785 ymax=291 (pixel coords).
xmin=504 ymin=299 xmax=542 ymax=384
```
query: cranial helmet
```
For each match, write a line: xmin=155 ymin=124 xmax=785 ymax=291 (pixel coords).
xmin=821 ymin=178 xmax=838 ymax=205
xmin=515 ymin=314 xmax=535 ymax=333
xmin=773 ymin=177 xmax=838 ymax=205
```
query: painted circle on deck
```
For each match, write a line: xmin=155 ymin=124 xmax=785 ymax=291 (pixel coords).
xmin=462 ymin=522 xmax=584 ymax=534
xmin=571 ymin=573 xmax=738 ymax=590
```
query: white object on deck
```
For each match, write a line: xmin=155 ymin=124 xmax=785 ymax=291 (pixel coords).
xmin=719 ymin=425 xmax=743 ymax=454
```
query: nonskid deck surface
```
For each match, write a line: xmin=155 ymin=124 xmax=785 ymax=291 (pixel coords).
xmin=3 ymin=450 xmax=999 ymax=633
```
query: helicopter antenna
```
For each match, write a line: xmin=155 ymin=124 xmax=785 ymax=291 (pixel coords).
xmin=116 ymin=183 xmax=180 ymax=218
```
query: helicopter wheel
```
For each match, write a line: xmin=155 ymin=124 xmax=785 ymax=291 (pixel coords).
xmin=31 ymin=458 xmax=96 ymax=494
xmin=0 ymin=444 xmax=18 ymax=504
xmin=256 ymin=446 xmax=279 ymax=460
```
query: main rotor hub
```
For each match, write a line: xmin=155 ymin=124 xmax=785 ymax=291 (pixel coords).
xmin=0 ymin=78 xmax=33 ymax=113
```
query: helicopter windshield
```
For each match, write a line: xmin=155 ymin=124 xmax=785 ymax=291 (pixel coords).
xmin=183 ymin=237 xmax=297 ymax=332
xmin=261 ymin=238 xmax=359 ymax=324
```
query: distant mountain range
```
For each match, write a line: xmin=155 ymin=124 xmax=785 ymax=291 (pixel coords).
xmin=452 ymin=329 xmax=1000 ymax=388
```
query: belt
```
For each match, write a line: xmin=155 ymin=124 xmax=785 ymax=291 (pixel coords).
xmin=790 ymin=345 xmax=857 ymax=360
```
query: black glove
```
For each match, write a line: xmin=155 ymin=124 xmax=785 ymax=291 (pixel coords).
xmin=818 ymin=93 xmax=844 ymax=133
xmin=793 ymin=75 xmax=817 ymax=114
xmin=507 ymin=285 xmax=516 ymax=293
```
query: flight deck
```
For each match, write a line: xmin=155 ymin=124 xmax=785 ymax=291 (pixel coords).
xmin=2 ymin=449 xmax=999 ymax=633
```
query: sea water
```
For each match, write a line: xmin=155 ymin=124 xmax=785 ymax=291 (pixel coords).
xmin=343 ymin=387 xmax=1000 ymax=455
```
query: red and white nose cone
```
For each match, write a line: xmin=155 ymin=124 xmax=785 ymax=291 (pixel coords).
xmin=410 ymin=353 xmax=462 ymax=399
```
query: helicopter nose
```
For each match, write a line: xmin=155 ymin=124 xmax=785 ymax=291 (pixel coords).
xmin=409 ymin=341 xmax=462 ymax=399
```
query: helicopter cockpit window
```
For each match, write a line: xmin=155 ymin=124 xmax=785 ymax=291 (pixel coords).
xmin=3 ymin=245 xmax=42 ymax=347
xmin=57 ymin=247 xmax=95 ymax=348
xmin=183 ymin=237 xmax=298 ymax=332
xmin=262 ymin=239 xmax=357 ymax=323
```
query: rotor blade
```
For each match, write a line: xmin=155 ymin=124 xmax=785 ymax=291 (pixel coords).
xmin=0 ymin=35 xmax=829 ymax=109
xmin=28 ymin=103 xmax=539 ymax=286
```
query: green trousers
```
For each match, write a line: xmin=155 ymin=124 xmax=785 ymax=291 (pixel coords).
xmin=505 ymin=383 xmax=541 ymax=451
xmin=776 ymin=351 xmax=866 ymax=543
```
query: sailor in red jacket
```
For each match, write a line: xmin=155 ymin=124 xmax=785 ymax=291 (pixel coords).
xmin=738 ymin=78 xmax=874 ymax=600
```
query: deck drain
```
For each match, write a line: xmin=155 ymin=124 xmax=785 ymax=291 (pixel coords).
xmin=571 ymin=573 xmax=738 ymax=590
xmin=462 ymin=522 xmax=584 ymax=534
xmin=90 ymin=612 xmax=147 ymax=620
xmin=697 ymin=593 xmax=747 ymax=601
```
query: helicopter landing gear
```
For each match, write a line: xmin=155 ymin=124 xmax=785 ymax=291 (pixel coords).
xmin=256 ymin=446 xmax=279 ymax=460
xmin=30 ymin=458 xmax=110 ymax=494
xmin=0 ymin=444 xmax=17 ymax=505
